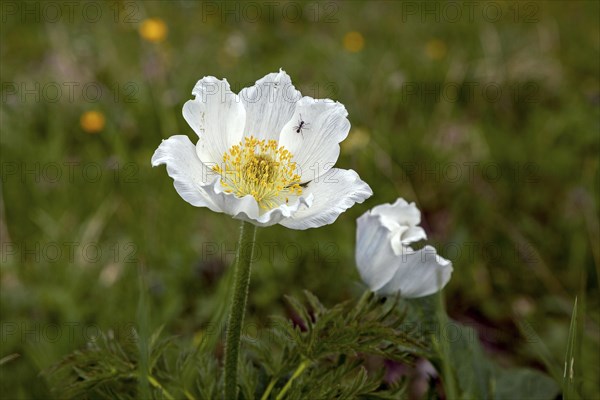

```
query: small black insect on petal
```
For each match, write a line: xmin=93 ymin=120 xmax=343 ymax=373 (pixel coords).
xmin=293 ymin=114 xmax=311 ymax=137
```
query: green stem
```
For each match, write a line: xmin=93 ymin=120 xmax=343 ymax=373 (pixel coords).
xmin=148 ymin=375 xmax=175 ymax=400
xmin=276 ymin=359 xmax=310 ymax=400
xmin=259 ymin=378 xmax=277 ymax=400
xmin=224 ymin=221 xmax=258 ymax=400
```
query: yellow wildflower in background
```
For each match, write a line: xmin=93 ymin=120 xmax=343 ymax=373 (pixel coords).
xmin=425 ymin=39 xmax=447 ymax=60
xmin=343 ymin=31 xmax=365 ymax=53
xmin=80 ymin=111 xmax=105 ymax=134
xmin=139 ymin=18 xmax=168 ymax=43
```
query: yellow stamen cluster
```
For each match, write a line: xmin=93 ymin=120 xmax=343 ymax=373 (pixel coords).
xmin=212 ymin=136 xmax=302 ymax=209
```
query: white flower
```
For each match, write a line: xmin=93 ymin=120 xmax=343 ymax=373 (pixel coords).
xmin=355 ymin=198 xmax=452 ymax=298
xmin=151 ymin=70 xmax=372 ymax=229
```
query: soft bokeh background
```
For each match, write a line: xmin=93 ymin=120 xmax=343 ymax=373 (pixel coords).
xmin=1 ymin=0 xmax=598 ymax=398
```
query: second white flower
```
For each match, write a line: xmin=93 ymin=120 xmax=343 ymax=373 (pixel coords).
xmin=355 ymin=198 xmax=453 ymax=298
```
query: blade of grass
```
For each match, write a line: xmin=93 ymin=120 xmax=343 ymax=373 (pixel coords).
xmin=435 ymin=287 xmax=458 ymax=400
xmin=137 ymin=265 xmax=151 ymax=399
xmin=0 ymin=353 xmax=20 ymax=366
xmin=563 ymin=297 xmax=579 ymax=400
xmin=515 ymin=319 xmax=562 ymax=383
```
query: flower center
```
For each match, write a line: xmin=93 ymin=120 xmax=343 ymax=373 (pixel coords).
xmin=212 ymin=136 xmax=303 ymax=209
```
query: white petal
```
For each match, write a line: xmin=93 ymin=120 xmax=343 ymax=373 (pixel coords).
xmin=355 ymin=212 xmax=399 ymax=292
xmin=278 ymin=97 xmax=350 ymax=182
xmin=239 ymin=69 xmax=301 ymax=141
xmin=182 ymin=76 xmax=246 ymax=165
xmin=371 ymin=198 xmax=422 ymax=231
xmin=377 ymin=246 xmax=453 ymax=298
xmin=401 ymin=226 xmax=427 ymax=245
xmin=390 ymin=226 xmax=427 ymax=254
xmin=151 ymin=135 xmax=221 ymax=212
xmin=198 ymin=178 xmax=315 ymax=227
xmin=279 ymin=168 xmax=372 ymax=230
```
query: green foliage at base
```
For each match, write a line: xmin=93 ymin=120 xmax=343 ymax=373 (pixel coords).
xmin=45 ymin=291 xmax=561 ymax=400
xmin=46 ymin=291 xmax=421 ymax=399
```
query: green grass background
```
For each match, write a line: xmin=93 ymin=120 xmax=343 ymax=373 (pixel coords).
xmin=1 ymin=0 xmax=598 ymax=398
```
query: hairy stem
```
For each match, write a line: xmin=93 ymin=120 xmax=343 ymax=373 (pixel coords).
xmin=224 ymin=221 xmax=258 ymax=399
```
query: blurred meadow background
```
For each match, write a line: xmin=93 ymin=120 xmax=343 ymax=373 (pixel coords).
xmin=1 ymin=0 xmax=599 ymax=398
